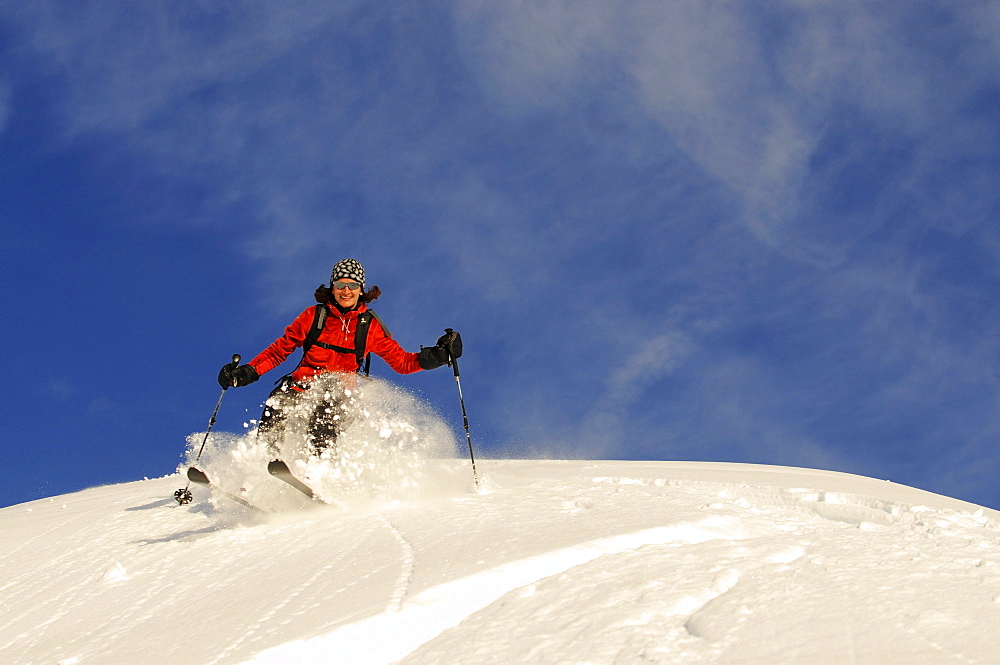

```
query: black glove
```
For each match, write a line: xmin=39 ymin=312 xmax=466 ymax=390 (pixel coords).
xmin=437 ymin=330 xmax=462 ymax=359
xmin=218 ymin=362 xmax=260 ymax=388
xmin=418 ymin=330 xmax=463 ymax=370
xmin=418 ymin=345 xmax=450 ymax=370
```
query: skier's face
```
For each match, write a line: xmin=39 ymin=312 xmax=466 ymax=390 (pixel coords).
xmin=332 ymin=280 xmax=362 ymax=309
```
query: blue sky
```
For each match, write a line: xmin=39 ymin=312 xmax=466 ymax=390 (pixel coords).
xmin=2 ymin=2 xmax=999 ymax=509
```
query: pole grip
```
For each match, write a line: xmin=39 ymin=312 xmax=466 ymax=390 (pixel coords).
xmin=443 ymin=329 xmax=460 ymax=376
xmin=223 ymin=354 xmax=242 ymax=390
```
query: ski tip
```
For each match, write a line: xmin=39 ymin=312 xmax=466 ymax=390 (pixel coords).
xmin=187 ymin=466 xmax=210 ymax=485
xmin=267 ymin=459 xmax=290 ymax=473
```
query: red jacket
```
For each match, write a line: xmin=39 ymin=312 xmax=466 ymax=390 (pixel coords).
xmin=247 ymin=303 xmax=422 ymax=382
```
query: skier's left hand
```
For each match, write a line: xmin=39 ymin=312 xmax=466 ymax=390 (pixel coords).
xmin=418 ymin=330 xmax=462 ymax=370
xmin=437 ymin=330 xmax=462 ymax=359
xmin=418 ymin=345 xmax=449 ymax=370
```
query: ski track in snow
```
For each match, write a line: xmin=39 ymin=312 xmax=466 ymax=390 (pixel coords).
xmin=242 ymin=514 xmax=754 ymax=665
xmin=3 ymin=461 xmax=1000 ymax=665
xmin=379 ymin=515 xmax=417 ymax=613
xmin=207 ymin=528 xmax=356 ymax=665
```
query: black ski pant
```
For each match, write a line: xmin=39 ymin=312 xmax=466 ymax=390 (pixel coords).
xmin=257 ymin=379 xmax=348 ymax=457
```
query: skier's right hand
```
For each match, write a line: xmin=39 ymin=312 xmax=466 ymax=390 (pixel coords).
xmin=218 ymin=361 xmax=260 ymax=388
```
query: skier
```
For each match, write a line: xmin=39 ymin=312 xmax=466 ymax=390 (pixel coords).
xmin=217 ymin=258 xmax=461 ymax=458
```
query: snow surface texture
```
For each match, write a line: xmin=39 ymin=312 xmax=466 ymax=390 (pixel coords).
xmin=3 ymin=459 xmax=1000 ymax=664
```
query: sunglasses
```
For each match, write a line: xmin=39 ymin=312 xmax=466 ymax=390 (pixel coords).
xmin=333 ymin=281 xmax=362 ymax=290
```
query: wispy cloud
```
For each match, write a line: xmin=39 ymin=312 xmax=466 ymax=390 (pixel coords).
xmin=453 ymin=1 xmax=1000 ymax=266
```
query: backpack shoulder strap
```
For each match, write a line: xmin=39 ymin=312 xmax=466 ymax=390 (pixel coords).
xmin=354 ymin=310 xmax=374 ymax=373
xmin=301 ymin=304 xmax=328 ymax=355
xmin=366 ymin=309 xmax=390 ymax=338
xmin=355 ymin=309 xmax=392 ymax=376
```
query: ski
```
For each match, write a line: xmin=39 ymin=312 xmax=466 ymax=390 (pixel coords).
xmin=186 ymin=466 xmax=274 ymax=514
xmin=267 ymin=459 xmax=318 ymax=500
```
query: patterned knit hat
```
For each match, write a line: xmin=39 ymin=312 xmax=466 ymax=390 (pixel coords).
xmin=330 ymin=258 xmax=365 ymax=291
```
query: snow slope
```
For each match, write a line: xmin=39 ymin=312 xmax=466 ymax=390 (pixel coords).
xmin=3 ymin=459 xmax=1000 ymax=665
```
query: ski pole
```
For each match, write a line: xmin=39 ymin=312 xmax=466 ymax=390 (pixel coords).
xmin=174 ymin=354 xmax=240 ymax=505
xmin=444 ymin=329 xmax=479 ymax=490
